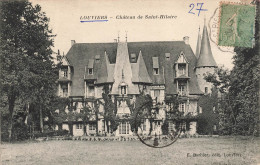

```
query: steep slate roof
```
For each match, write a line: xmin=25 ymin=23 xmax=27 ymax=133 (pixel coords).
xmin=196 ymin=24 xmax=217 ymax=68
xmin=131 ymin=51 xmax=152 ymax=83
xmin=66 ymin=41 xmax=203 ymax=96
xmin=111 ymin=42 xmax=139 ymax=95
xmin=96 ymin=52 xmax=114 ymax=84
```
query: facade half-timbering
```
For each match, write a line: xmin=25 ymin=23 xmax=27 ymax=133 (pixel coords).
xmin=56 ymin=22 xmax=217 ymax=136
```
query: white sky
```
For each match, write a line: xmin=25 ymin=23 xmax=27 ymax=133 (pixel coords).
xmin=31 ymin=0 xmax=242 ymax=69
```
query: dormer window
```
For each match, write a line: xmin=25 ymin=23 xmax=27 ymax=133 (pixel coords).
xmin=199 ymin=106 xmax=202 ymax=113
xmin=178 ymin=81 xmax=187 ymax=96
xmin=88 ymin=68 xmax=93 ymax=75
xmin=177 ymin=52 xmax=187 ymax=63
xmin=61 ymin=83 xmax=68 ymax=97
xmin=130 ymin=54 xmax=136 ymax=63
xmin=61 ymin=68 xmax=68 ymax=78
xmin=165 ymin=53 xmax=170 ymax=60
xmin=178 ymin=64 xmax=186 ymax=75
xmin=152 ymin=57 xmax=159 ymax=75
xmin=153 ymin=68 xmax=159 ymax=75
xmin=88 ymin=59 xmax=94 ymax=75
xmin=121 ymin=86 xmax=126 ymax=95
xmin=175 ymin=52 xmax=189 ymax=77
xmin=95 ymin=55 xmax=100 ymax=63
xmin=64 ymin=70 xmax=68 ymax=78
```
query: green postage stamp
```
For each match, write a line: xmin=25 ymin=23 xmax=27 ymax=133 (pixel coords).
xmin=218 ymin=2 xmax=256 ymax=48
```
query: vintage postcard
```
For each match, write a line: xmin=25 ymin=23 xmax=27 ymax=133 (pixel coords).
xmin=0 ymin=0 xmax=259 ymax=165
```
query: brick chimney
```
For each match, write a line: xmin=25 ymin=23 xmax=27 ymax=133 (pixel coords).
xmin=183 ymin=36 xmax=189 ymax=45
xmin=71 ymin=40 xmax=76 ymax=46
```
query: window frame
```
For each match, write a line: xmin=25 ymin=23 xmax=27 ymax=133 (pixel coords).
xmin=88 ymin=68 xmax=93 ymax=75
xmin=76 ymin=124 xmax=83 ymax=129
xmin=153 ymin=68 xmax=159 ymax=75
xmin=205 ymin=87 xmax=208 ymax=94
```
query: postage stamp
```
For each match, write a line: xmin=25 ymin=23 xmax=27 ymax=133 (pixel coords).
xmin=218 ymin=2 xmax=256 ymax=48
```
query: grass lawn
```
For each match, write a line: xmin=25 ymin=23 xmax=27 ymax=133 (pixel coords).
xmin=1 ymin=136 xmax=259 ymax=165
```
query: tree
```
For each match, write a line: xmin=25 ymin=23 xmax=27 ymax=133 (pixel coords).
xmin=102 ymin=93 xmax=119 ymax=134
xmin=128 ymin=93 xmax=153 ymax=135
xmin=0 ymin=1 xmax=56 ymax=141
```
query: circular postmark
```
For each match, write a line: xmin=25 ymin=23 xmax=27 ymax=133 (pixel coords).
xmin=208 ymin=7 xmax=235 ymax=54
xmin=133 ymin=104 xmax=183 ymax=148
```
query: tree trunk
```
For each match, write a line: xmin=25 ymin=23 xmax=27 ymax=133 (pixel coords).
xmin=58 ymin=124 xmax=62 ymax=131
xmin=148 ymin=119 xmax=153 ymax=135
xmin=24 ymin=103 xmax=29 ymax=124
xmin=39 ymin=106 xmax=43 ymax=133
xmin=106 ymin=120 xmax=109 ymax=133
xmin=68 ymin=122 xmax=73 ymax=135
xmin=8 ymin=94 xmax=16 ymax=142
xmin=96 ymin=119 xmax=99 ymax=136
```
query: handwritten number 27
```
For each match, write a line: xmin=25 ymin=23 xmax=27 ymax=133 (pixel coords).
xmin=188 ymin=3 xmax=208 ymax=16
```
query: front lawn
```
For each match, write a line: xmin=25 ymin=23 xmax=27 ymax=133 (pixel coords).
xmin=1 ymin=136 xmax=259 ymax=165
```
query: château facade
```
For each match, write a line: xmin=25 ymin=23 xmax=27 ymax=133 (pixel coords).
xmin=56 ymin=22 xmax=217 ymax=136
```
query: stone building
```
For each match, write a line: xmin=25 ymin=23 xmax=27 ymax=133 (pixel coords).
xmin=56 ymin=22 xmax=217 ymax=136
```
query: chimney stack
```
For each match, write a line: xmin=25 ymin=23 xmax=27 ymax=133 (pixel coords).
xmin=183 ymin=36 xmax=189 ymax=45
xmin=71 ymin=40 xmax=76 ymax=46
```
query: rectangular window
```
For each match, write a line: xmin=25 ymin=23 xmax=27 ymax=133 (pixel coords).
xmin=165 ymin=53 xmax=170 ymax=60
xmin=130 ymin=53 xmax=136 ymax=63
xmin=102 ymin=120 xmax=105 ymax=132
xmin=119 ymin=122 xmax=129 ymax=134
xmin=89 ymin=123 xmax=96 ymax=130
xmin=64 ymin=70 xmax=68 ymax=78
xmin=205 ymin=87 xmax=208 ymax=94
xmin=95 ymin=55 xmax=100 ymax=63
xmin=154 ymin=90 xmax=160 ymax=97
xmin=178 ymin=64 xmax=186 ymax=75
xmin=152 ymin=57 xmax=159 ymax=75
xmin=88 ymin=85 xmax=95 ymax=97
xmin=179 ymin=103 xmax=185 ymax=112
xmin=168 ymin=121 xmax=174 ymax=131
xmin=199 ymin=106 xmax=202 ymax=114
xmin=62 ymin=88 xmax=68 ymax=97
xmin=76 ymin=124 xmax=83 ymax=129
xmin=88 ymin=68 xmax=93 ymax=75
xmin=178 ymin=85 xmax=185 ymax=95
xmin=61 ymin=69 xmax=68 ymax=78
xmin=121 ymin=86 xmax=126 ymax=95
xmin=122 ymin=122 xmax=126 ymax=134
xmin=153 ymin=68 xmax=159 ymax=75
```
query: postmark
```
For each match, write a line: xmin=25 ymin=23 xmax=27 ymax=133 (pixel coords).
xmin=133 ymin=104 xmax=183 ymax=148
xmin=217 ymin=2 xmax=256 ymax=48
xmin=209 ymin=7 xmax=235 ymax=53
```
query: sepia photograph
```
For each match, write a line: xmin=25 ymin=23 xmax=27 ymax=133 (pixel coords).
xmin=0 ymin=0 xmax=259 ymax=164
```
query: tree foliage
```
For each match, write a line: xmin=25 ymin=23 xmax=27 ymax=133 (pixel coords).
xmin=0 ymin=1 xmax=57 ymax=141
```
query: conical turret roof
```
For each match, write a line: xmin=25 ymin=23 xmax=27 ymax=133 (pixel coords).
xmin=195 ymin=27 xmax=201 ymax=59
xmin=196 ymin=22 xmax=217 ymax=68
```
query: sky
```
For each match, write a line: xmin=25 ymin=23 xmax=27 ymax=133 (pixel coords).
xmin=31 ymin=0 xmax=242 ymax=69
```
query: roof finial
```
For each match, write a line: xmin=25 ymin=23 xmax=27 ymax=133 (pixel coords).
xmin=204 ymin=15 xmax=206 ymax=27
xmin=118 ymin=31 xmax=120 ymax=42
xmin=125 ymin=31 xmax=128 ymax=42
xmin=122 ymin=69 xmax=124 ymax=79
